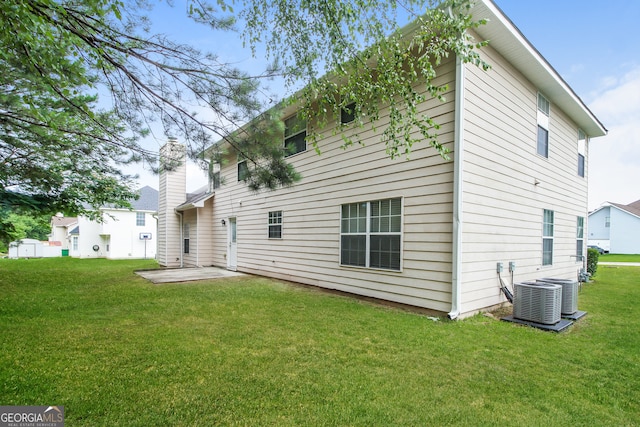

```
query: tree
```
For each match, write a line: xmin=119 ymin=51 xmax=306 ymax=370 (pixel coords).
xmin=0 ymin=209 xmax=51 ymax=253
xmin=1 ymin=0 xmax=488 ymax=214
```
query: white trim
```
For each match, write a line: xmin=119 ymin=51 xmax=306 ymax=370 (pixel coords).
xmin=449 ymin=54 xmax=465 ymax=320
xmin=471 ymin=0 xmax=606 ymax=138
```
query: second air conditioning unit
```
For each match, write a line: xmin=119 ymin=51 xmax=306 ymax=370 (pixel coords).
xmin=537 ymin=278 xmax=578 ymax=315
xmin=513 ymin=282 xmax=562 ymax=325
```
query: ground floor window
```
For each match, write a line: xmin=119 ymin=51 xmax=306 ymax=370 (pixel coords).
xmin=340 ymin=198 xmax=402 ymax=271
xmin=542 ymin=209 xmax=554 ymax=266
xmin=183 ymin=223 xmax=190 ymax=254
xmin=576 ymin=216 xmax=584 ymax=258
xmin=268 ymin=211 xmax=282 ymax=239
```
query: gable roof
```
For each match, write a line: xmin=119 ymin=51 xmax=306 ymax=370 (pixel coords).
xmin=627 ymin=199 xmax=640 ymax=211
xmin=131 ymin=186 xmax=159 ymax=211
xmin=610 ymin=202 xmax=640 ymax=220
xmin=590 ymin=200 xmax=640 ymax=221
xmin=470 ymin=0 xmax=606 ymax=138
xmin=51 ymin=216 xmax=77 ymax=227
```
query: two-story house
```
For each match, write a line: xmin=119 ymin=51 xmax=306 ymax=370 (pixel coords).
xmin=157 ymin=0 xmax=606 ymax=318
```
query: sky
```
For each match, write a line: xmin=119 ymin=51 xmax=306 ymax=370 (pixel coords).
xmin=132 ymin=0 xmax=640 ymax=211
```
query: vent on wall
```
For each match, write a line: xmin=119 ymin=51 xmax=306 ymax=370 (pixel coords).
xmin=513 ymin=282 xmax=562 ymax=325
xmin=537 ymin=278 xmax=578 ymax=315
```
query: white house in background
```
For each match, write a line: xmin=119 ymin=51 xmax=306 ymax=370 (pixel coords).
xmin=158 ymin=0 xmax=606 ymax=318
xmin=588 ymin=200 xmax=640 ymax=254
xmin=49 ymin=214 xmax=78 ymax=253
xmin=53 ymin=186 xmax=159 ymax=259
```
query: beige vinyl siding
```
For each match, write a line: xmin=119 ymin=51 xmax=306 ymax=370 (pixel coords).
xmin=197 ymin=198 xmax=215 ymax=266
xmin=209 ymin=57 xmax=457 ymax=313
xmin=158 ymin=147 xmax=186 ymax=267
xmin=461 ymin=34 xmax=589 ymax=314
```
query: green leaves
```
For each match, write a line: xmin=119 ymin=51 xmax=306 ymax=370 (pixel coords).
xmin=242 ymin=0 xmax=489 ymax=164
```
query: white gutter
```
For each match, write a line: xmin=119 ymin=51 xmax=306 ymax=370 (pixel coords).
xmin=449 ymin=53 xmax=465 ymax=320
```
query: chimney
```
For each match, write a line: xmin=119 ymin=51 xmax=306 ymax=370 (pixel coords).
xmin=158 ymin=138 xmax=186 ymax=267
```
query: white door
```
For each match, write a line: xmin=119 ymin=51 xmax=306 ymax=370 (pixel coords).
xmin=227 ymin=217 xmax=237 ymax=271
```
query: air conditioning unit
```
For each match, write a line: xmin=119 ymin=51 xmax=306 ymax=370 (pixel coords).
xmin=513 ymin=282 xmax=562 ymax=325
xmin=537 ymin=278 xmax=578 ymax=315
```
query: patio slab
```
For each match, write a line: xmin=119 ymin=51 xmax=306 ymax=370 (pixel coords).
xmin=136 ymin=267 xmax=244 ymax=284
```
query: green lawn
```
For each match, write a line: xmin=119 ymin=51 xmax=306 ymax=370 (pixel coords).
xmin=1 ymin=258 xmax=638 ymax=426
xmin=599 ymin=253 xmax=640 ymax=262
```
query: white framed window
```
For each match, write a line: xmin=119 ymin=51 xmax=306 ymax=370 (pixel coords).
xmin=136 ymin=212 xmax=145 ymax=226
xmin=578 ymin=129 xmax=586 ymax=177
xmin=72 ymin=236 xmax=78 ymax=251
xmin=210 ymin=163 xmax=221 ymax=191
xmin=183 ymin=223 xmax=190 ymax=254
xmin=284 ymin=114 xmax=307 ymax=157
xmin=542 ymin=209 xmax=554 ymax=266
xmin=537 ymin=93 xmax=550 ymax=158
xmin=340 ymin=198 xmax=402 ymax=271
xmin=605 ymin=216 xmax=610 ymax=228
xmin=576 ymin=216 xmax=585 ymax=258
xmin=268 ymin=211 xmax=282 ymax=239
xmin=237 ymin=155 xmax=248 ymax=182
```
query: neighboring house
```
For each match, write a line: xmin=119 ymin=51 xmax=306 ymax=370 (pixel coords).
xmin=158 ymin=0 xmax=606 ymax=318
xmin=49 ymin=214 xmax=78 ymax=251
xmin=53 ymin=186 xmax=159 ymax=259
xmin=588 ymin=200 xmax=640 ymax=254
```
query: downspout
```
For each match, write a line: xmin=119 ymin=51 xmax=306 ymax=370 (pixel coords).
xmin=175 ymin=209 xmax=184 ymax=268
xmin=449 ymin=53 xmax=465 ymax=320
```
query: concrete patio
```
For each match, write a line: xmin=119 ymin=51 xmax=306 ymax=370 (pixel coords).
xmin=136 ymin=267 xmax=245 ymax=284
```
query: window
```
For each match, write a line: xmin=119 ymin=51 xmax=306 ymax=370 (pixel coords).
xmin=341 ymin=198 xmax=402 ymax=271
xmin=136 ymin=212 xmax=145 ymax=226
xmin=268 ymin=211 xmax=282 ymax=239
xmin=341 ymin=102 xmax=356 ymax=124
xmin=537 ymin=93 xmax=550 ymax=158
xmin=542 ymin=209 xmax=554 ymax=266
xmin=183 ymin=223 xmax=190 ymax=254
xmin=237 ymin=157 xmax=249 ymax=182
xmin=210 ymin=163 xmax=221 ymax=190
xmin=72 ymin=236 xmax=78 ymax=251
xmin=578 ymin=129 xmax=586 ymax=177
xmin=537 ymin=126 xmax=549 ymax=158
xmin=605 ymin=216 xmax=610 ymax=228
xmin=284 ymin=114 xmax=307 ymax=157
xmin=576 ymin=216 xmax=585 ymax=258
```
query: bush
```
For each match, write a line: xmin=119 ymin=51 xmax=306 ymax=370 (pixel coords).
xmin=587 ymin=247 xmax=599 ymax=277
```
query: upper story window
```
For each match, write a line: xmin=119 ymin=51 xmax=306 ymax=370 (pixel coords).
xmin=341 ymin=102 xmax=356 ymax=124
xmin=578 ymin=129 xmax=586 ymax=178
xmin=136 ymin=212 xmax=145 ymax=226
xmin=284 ymin=114 xmax=307 ymax=157
xmin=537 ymin=93 xmax=550 ymax=158
xmin=209 ymin=163 xmax=221 ymax=191
xmin=237 ymin=155 xmax=249 ymax=182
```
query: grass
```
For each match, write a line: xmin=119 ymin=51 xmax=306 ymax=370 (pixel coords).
xmin=600 ymin=253 xmax=640 ymax=262
xmin=1 ymin=258 xmax=639 ymax=426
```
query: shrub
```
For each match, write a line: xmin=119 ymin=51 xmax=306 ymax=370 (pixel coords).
xmin=587 ymin=247 xmax=599 ymax=277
